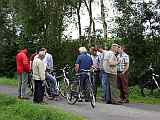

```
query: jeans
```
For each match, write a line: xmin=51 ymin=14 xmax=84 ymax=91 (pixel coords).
xmin=99 ymin=70 xmax=111 ymax=102
xmin=17 ymin=72 xmax=28 ymax=97
xmin=46 ymin=73 xmax=58 ymax=95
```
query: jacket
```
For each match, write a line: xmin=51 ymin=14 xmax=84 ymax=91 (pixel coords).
xmin=16 ymin=49 xmax=30 ymax=74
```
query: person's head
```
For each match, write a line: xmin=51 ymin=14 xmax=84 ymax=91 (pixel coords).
xmin=39 ymin=48 xmax=47 ymax=54
xmin=79 ymin=47 xmax=87 ymax=54
xmin=118 ymin=45 xmax=125 ymax=54
xmin=20 ymin=48 xmax=28 ymax=55
xmin=97 ymin=45 xmax=104 ymax=53
xmin=89 ymin=47 xmax=97 ymax=55
xmin=38 ymin=50 xmax=46 ymax=60
xmin=111 ymin=43 xmax=119 ymax=53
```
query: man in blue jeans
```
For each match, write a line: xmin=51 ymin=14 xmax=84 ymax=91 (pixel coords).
xmin=97 ymin=47 xmax=111 ymax=103
xmin=75 ymin=47 xmax=93 ymax=101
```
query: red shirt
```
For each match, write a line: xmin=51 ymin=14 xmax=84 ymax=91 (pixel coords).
xmin=16 ymin=49 xmax=30 ymax=74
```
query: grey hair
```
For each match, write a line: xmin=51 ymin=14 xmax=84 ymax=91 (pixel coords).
xmin=79 ymin=47 xmax=87 ymax=53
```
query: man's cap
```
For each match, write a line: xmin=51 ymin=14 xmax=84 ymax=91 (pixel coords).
xmin=112 ymin=43 xmax=119 ymax=47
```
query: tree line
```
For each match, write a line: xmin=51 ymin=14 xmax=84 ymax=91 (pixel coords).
xmin=0 ymin=0 xmax=160 ymax=85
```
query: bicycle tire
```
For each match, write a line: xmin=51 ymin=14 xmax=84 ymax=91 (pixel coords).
xmin=90 ymin=89 xmax=96 ymax=108
xmin=66 ymin=81 xmax=79 ymax=105
xmin=140 ymin=80 xmax=154 ymax=97
xmin=58 ymin=78 xmax=70 ymax=98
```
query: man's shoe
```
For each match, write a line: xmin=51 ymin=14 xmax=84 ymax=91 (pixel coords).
xmin=17 ymin=96 xmax=21 ymax=99
xmin=20 ymin=96 xmax=30 ymax=99
xmin=78 ymin=99 xmax=83 ymax=102
xmin=48 ymin=96 xmax=54 ymax=100
xmin=122 ymin=99 xmax=129 ymax=103
xmin=85 ymin=99 xmax=90 ymax=102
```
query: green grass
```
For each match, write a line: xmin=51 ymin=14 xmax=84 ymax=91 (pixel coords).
xmin=96 ymin=85 xmax=160 ymax=104
xmin=0 ymin=77 xmax=17 ymax=86
xmin=129 ymin=86 xmax=160 ymax=104
xmin=0 ymin=94 xmax=86 ymax=120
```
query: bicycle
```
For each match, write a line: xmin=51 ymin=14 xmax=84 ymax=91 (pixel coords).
xmin=139 ymin=64 xmax=160 ymax=97
xmin=44 ymin=65 xmax=70 ymax=98
xmin=66 ymin=67 xmax=96 ymax=108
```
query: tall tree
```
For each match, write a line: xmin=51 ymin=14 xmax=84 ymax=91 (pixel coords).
xmin=100 ymin=0 xmax=107 ymax=38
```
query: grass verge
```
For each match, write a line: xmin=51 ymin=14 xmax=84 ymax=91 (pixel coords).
xmin=129 ymin=86 xmax=160 ymax=104
xmin=0 ymin=77 xmax=17 ymax=86
xmin=0 ymin=94 xmax=86 ymax=120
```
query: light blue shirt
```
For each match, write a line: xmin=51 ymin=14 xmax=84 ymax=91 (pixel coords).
xmin=43 ymin=53 xmax=53 ymax=70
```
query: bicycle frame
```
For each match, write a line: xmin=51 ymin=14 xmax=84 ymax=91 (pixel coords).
xmin=152 ymin=73 xmax=160 ymax=90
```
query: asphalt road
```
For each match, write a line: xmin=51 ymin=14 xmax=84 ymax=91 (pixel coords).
xmin=0 ymin=85 xmax=160 ymax=120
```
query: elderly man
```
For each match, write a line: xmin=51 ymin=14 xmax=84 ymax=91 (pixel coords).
xmin=117 ymin=45 xmax=129 ymax=103
xmin=97 ymin=46 xmax=110 ymax=103
xmin=32 ymin=50 xmax=46 ymax=103
xmin=103 ymin=44 xmax=121 ymax=104
xmin=75 ymin=47 xmax=93 ymax=101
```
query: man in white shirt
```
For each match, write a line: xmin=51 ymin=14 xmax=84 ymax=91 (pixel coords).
xmin=103 ymin=44 xmax=122 ymax=104
xmin=97 ymin=47 xmax=111 ymax=103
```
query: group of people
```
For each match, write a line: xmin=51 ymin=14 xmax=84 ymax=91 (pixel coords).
xmin=75 ymin=44 xmax=129 ymax=104
xmin=16 ymin=43 xmax=129 ymax=105
xmin=16 ymin=48 xmax=57 ymax=104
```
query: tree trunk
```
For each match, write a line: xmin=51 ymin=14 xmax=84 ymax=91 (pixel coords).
xmin=83 ymin=0 xmax=94 ymax=47
xmin=77 ymin=0 xmax=82 ymax=40
xmin=100 ymin=0 xmax=107 ymax=38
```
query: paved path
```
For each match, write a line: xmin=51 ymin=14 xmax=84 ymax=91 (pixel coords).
xmin=0 ymin=85 xmax=160 ymax=120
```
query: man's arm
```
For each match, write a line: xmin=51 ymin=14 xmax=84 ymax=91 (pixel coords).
xmin=75 ymin=64 xmax=80 ymax=73
xmin=22 ymin=53 xmax=30 ymax=73
xmin=75 ymin=55 xmax=80 ymax=73
xmin=122 ymin=63 xmax=129 ymax=74
xmin=122 ymin=55 xmax=129 ymax=74
xmin=39 ymin=61 xmax=45 ymax=81
xmin=108 ymin=54 xmax=118 ymax=66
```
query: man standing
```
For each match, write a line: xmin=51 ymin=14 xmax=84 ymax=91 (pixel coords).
xmin=89 ymin=47 xmax=99 ymax=100
xmin=117 ymin=45 xmax=129 ymax=103
xmin=16 ymin=48 xmax=30 ymax=99
xmin=32 ymin=50 xmax=46 ymax=103
xmin=97 ymin=47 xmax=110 ymax=103
xmin=75 ymin=47 xmax=93 ymax=101
xmin=42 ymin=48 xmax=59 ymax=99
xmin=41 ymin=48 xmax=54 ymax=70
xmin=103 ymin=44 xmax=121 ymax=104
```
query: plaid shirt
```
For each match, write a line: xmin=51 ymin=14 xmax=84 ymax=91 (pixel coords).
xmin=117 ymin=52 xmax=129 ymax=72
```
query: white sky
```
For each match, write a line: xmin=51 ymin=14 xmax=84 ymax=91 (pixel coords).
xmin=63 ymin=0 xmax=158 ymax=39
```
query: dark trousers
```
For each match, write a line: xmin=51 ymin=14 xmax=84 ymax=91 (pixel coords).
xmin=92 ymin=70 xmax=99 ymax=100
xmin=33 ymin=80 xmax=45 ymax=103
xmin=117 ymin=72 xmax=128 ymax=100
xmin=80 ymin=74 xmax=89 ymax=94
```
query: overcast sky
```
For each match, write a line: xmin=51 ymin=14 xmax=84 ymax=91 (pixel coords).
xmin=63 ymin=0 xmax=158 ymax=39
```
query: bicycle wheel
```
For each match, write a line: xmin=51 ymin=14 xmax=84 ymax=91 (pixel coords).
xmin=66 ymin=81 xmax=79 ymax=104
xmin=58 ymin=78 xmax=69 ymax=98
xmin=89 ymin=89 xmax=96 ymax=108
xmin=140 ymin=80 xmax=154 ymax=97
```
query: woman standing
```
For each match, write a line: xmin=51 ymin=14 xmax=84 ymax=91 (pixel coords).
xmin=32 ymin=50 xmax=46 ymax=103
